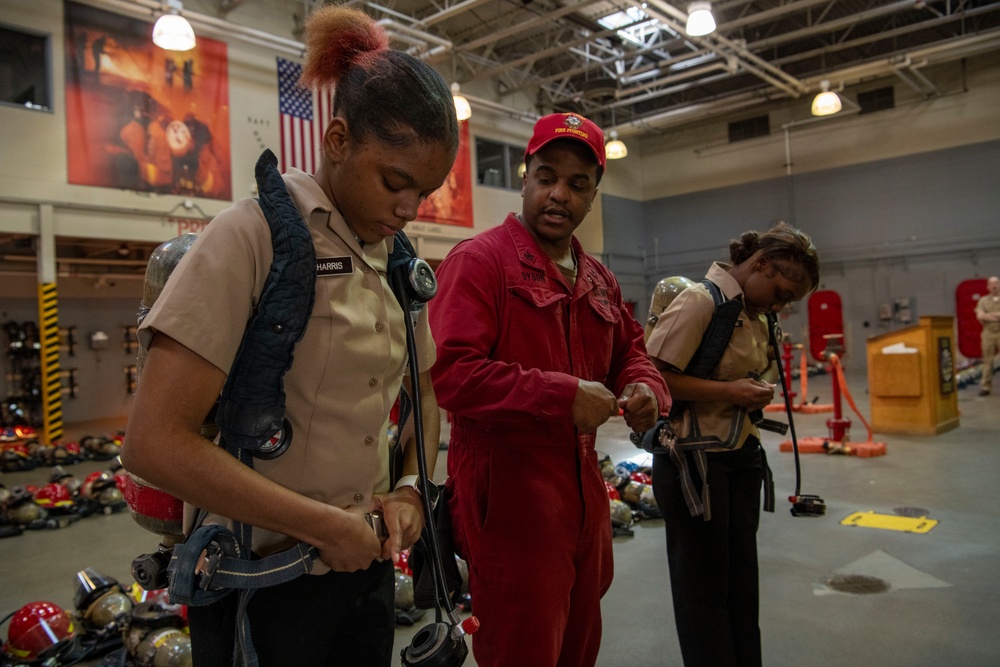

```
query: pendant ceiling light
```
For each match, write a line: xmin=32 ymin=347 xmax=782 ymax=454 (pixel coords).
xmin=451 ymin=82 xmax=472 ymax=121
xmin=153 ymin=0 xmax=196 ymax=52
xmin=605 ymin=129 xmax=628 ymax=160
xmin=811 ymin=79 xmax=843 ymax=116
xmin=685 ymin=2 xmax=717 ymax=37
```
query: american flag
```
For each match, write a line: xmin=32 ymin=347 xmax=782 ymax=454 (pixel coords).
xmin=277 ymin=57 xmax=332 ymax=174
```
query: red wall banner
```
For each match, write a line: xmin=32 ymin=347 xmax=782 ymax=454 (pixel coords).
xmin=64 ymin=1 xmax=231 ymax=200
xmin=416 ymin=121 xmax=473 ymax=227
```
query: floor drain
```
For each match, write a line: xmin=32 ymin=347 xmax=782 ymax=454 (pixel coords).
xmin=894 ymin=506 xmax=929 ymax=518
xmin=826 ymin=574 xmax=891 ymax=595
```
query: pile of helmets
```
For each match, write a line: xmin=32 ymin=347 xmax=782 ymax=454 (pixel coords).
xmin=1 ymin=462 xmax=128 ymax=538
xmin=0 ymin=431 xmax=124 ymax=474
xmin=954 ymin=358 xmax=997 ymax=390
xmin=600 ymin=456 xmax=660 ymax=536
xmin=0 ymin=568 xmax=190 ymax=667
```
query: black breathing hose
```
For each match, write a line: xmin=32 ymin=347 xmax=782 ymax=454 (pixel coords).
xmin=391 ymin=270 xmax=461 ymax=622
xmin=767 ymin=313 xmax=802 ymax=497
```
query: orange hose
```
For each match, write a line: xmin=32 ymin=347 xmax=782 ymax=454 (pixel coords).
xmin=830 ymin=354 xmax=873 ymax=442
xmin=799 ymin=349 xmax=808 ymax=407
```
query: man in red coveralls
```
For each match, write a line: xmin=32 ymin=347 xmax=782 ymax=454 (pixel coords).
xmin=428 ymin=113 xmax=670 ymax=666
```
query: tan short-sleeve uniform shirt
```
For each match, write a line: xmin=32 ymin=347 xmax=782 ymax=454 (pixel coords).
xmin=646 ymin=263 xmax=769 ymax=451
xmin=976 ymin=293 xmax=1000 ymax=334
xmin=139 ymin=169 xmax=435 ymax=569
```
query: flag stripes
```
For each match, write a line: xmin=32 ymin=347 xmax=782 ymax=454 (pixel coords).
xmin=277 ymin=57 xmax=332 ymax=174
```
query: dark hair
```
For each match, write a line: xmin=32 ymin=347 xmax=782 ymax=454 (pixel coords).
xmin=524 ymin=139 xmax=605 ymax=185
xmin=300 ymin=7 xmax=458 ymax=152
xmin=729 ymin=221 xmax=820 ymax=289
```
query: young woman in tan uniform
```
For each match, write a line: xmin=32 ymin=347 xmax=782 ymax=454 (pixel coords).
xmin=646 ymin=222 xmax=819 ymax=667
xmin=122 ymin=7 xmax=458 ymax=665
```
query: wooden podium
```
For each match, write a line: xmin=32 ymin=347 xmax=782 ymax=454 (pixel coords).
xmin=866 ymin=316 xmax=959 ymax=435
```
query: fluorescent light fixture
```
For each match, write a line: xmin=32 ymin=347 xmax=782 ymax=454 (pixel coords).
xmin=153 ymin=0 xmax=196 ymax=52
xmin=685 ymin=2 xmax=717 ymax=37
xmin=605 ymin=129 xmax=628 ymax=160
xmin=811 ymin=80 xmax=843 ymax=116
xmin=451 ymin=82 xmax=472 ymax=121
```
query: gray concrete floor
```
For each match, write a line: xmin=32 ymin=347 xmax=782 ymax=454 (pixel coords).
xmin=2 ymin=369 xmax=998 ymax=666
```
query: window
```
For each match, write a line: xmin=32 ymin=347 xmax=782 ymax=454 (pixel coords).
xmin=858 ymin=86 xmax=895 ymax=115
xmin=0 ymin=24 xmax=51 ymax=111
xmin=475 ymin=138 xmax=526 ymax=190
xmin=728 ymin=115 xmax=769 ymax=143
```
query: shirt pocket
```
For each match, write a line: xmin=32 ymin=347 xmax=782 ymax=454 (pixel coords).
xmin=506 ymin=282 xmax=569 ymax=371
xmin=586 ymin=290 xmax=620 ymax=325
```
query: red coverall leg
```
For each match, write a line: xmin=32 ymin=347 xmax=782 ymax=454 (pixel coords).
xmin=448 ymin=438 xmax=613 ymax=667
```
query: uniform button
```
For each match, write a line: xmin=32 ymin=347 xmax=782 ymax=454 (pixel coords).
xmin=364 ymin=436 xmax=374 ymax=446
xmin=272 ymin=323 xmax=285 ymax=333
xmin=369 ymin=378 xmax=378 ymax=387
xmin=353 ymin=493 xmax=364 ymax=503
xmin=363 ymin=266 xmax=371 ymax=273
xmin=375 ymin=321 xmax=384 ymax=332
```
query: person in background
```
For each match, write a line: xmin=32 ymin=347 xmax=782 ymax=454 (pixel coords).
xmin=646 ymin=222 xmax=819 ymax=667
xmin=976 ymin=275 xmax=1000 ymax=396
xmin=122 ymin=6 xmax=457 ymax=665
xmin=428 ymin=112 xmax=670 ymax=666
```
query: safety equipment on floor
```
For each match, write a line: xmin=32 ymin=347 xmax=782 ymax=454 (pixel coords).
xmin=609 ymin=499 xmax=634 ymax=528
xmin=32 ymin=483 xmax=74 ymax=512
xmin=73 ymin=568 xmax=133 ymax=632
xmin=48 ymin=467 xmax=83 ymax=497
xmin=80 ymin=471 xmax=127 ymax=515
xmin=396 ymin=570 xmax=416 ymax=610
xmin=1 ymin=601 xmax=74 ymax=662
xmin=3 ymin=486 xmax=49 ymax=530
xmin=122 ymin=601 xmax=191 ymax=667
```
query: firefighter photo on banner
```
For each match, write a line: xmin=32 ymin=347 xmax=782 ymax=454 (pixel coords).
xmin=64 ymin=1 xmax=232 ymax=200
xmin=415 ymin=121 xmax=474 ymax=227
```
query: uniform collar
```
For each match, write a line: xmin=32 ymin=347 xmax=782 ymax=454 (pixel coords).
xmin=503 ymin=213 xmax=601 ymax=292
xmin=706 ymin=262 xmax=744 ymax=302
xmin=283 ymin=168 xmax=393 ymax=261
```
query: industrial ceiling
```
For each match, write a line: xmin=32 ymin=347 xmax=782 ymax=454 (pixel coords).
xmin=5 ymin=0 xmax=999 ymax=278
xmin=277 ymin=0 xmax=1000 ymax=135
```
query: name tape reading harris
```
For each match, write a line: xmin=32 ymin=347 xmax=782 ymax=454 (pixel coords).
xmin=316 ymin=256 xmax=353 ymax=276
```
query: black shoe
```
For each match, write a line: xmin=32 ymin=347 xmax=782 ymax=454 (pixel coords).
xmin=980 ymin=389 xmax=991 ymax=396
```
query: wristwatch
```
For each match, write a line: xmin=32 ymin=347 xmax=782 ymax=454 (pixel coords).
xmin=394 ymin=474 xmax=440 ymax=510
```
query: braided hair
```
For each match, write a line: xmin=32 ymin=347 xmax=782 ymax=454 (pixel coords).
xmin=729 ymin=221 xmax=820 ymax=289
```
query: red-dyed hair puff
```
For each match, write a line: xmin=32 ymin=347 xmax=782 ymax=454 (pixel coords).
xmin=300 ymin=6 xmax=390 ymax=90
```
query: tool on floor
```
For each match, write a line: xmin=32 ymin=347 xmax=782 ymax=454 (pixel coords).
xmin=767 ymin=314 xmax=826 ymax=517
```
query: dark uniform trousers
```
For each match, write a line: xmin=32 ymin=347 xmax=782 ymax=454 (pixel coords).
xmin=653 ymin=437 xmax=764 ymax=667
xmin=187 ymin=559 xmax=395 ymax=666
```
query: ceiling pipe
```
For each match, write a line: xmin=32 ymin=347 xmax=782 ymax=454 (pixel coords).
xmin=642 ymin=0 xmax=809 ymax=95
xmin=462 ymin=93 xmax=540 ymax=123
xmin=456 ymin=0 xmax=606 ymax=53
xmin=749 ymin=0 xmax=939 ymax=52
xmin=612 ymin=29 xmax=1000 ymax=136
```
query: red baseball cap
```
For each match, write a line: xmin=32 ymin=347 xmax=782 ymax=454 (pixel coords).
xmin=525 ymin=113 xmax=606 ymax=169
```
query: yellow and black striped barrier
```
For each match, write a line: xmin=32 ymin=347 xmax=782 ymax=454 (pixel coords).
xmin=37 ymin=282 xmax=63 ymax=444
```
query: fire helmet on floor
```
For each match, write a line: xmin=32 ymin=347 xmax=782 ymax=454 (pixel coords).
xmin=2 ymin=601 xmax=75 ymax=662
